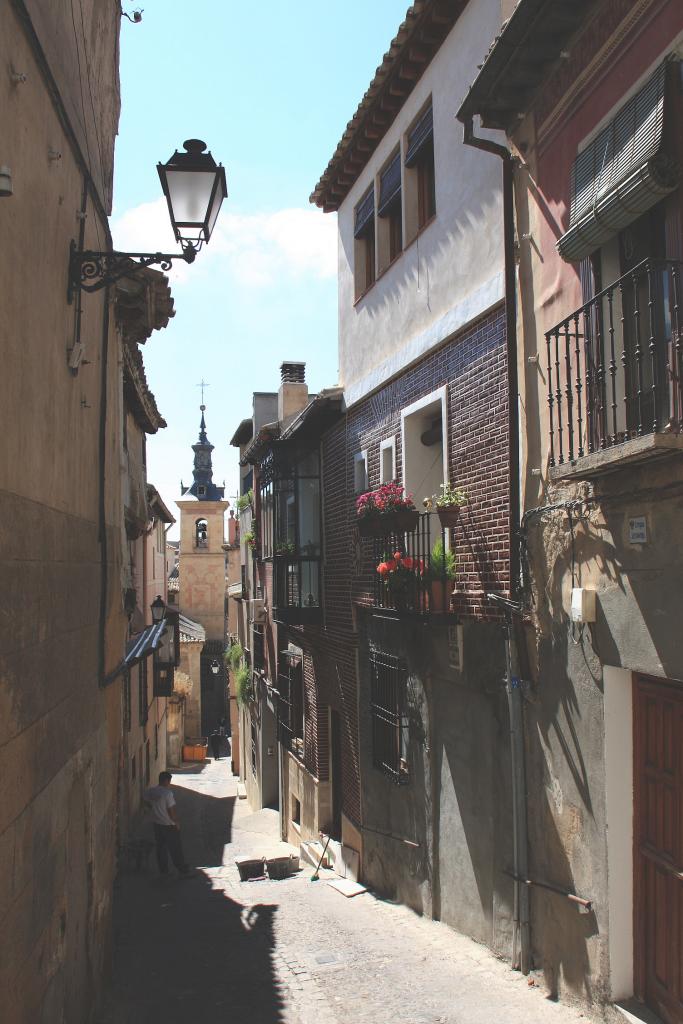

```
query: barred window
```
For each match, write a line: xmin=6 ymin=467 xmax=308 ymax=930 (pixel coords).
xmin=278 ymin=647 xmax=304 ymax=759
xmin=253 ymin=624 xmax=265 ymax=673
xmin=370 ymin=650 xmax=409 ymax=783
xmin=138 ymin=659 xmax=148 ymax=727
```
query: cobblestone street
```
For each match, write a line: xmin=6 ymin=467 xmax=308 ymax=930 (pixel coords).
xmin=100 ymin=758 xmax=597 ymax=1024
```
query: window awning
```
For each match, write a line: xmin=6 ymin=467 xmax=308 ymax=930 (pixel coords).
xmin=124 ymin=621 xmax=168 ymax=667
xmin=558 ymin=59 xmax=680 ymax=263
xmin=405 ymin=105 xmax=433 ymax=167
xmin=378 ymin=152 xmax=401 ymax=216
xmin=354 ymin=186 xmax=375 ymax=238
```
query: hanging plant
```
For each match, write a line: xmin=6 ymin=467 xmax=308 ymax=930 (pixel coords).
xmin=356 ymin=483 xmax=418 ymax=537
xmin=225 ymin=641 xmax=243 ymax=671
xmin=235 ymin=665 xmax=254 ymax=706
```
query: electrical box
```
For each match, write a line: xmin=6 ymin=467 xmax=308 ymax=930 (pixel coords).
xmin=249 ymin=598 xmax=266 ymax=623
xmin=571 ymin=588 xmax=596 ymax=623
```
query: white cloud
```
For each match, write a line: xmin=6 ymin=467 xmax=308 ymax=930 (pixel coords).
xmin=111 ymin=199 xmax=337 ymax=288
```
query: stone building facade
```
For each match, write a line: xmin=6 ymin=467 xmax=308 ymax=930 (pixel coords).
xmin=176 ymin=409 xmax=229 ymax=738
xmin=1 ymin=3 xmax=132 ymax=1020
xmin=460 ymin=0 xmax=683 ymax=1019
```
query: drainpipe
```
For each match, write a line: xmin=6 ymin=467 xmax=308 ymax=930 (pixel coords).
xmin=462 ymin=113 xmax=529 ymax=975
xmin=461 ymin=117 xmax=520 ymax=591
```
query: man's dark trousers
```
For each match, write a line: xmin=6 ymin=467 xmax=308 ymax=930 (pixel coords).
xmin=153 ymin=824 xmax=188 ymax=874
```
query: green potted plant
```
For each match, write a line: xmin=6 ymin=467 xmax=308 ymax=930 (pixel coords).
xmin=426 ymin=539 xmax=456 ymax=612
xmin=236 ymin=488 xmax=254 ymax=514
xmin=235 ymin=664 xmax=254 ymax=706
xmin=424 ymin=482 xmax=467 ymax=528
xmin=356 ymin=483 xmax=418 ymax=537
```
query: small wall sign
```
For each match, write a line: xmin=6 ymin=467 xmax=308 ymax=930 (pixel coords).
xmin=628 ymin=516 xmax=647 ymax=545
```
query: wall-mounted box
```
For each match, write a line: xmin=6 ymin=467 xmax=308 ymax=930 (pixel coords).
xmin=571 ymin=588 xmax=596 ymax=623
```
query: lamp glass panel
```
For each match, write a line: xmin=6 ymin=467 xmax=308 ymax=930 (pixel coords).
xmin=164 ymin=170 xmax=217 ymax=232
xmin=157 ymin=625 xmax=174 ymax=666
xmin=206 ymin=176 xmax=226 ymax=239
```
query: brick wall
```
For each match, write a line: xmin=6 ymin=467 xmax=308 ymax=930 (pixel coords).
xmin=345 ymin=304 xmax=510 ymax=617
xmin=253 ymin=304 xmax=509 ymax=831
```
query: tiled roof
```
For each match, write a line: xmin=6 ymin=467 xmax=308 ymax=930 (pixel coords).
xmin=179 ymin=614 xmax=205 ymax=644
xmin=311 ymin=0 xmax=465 ymax=211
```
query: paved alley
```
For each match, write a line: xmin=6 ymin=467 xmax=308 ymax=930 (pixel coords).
xmin=99 ymin=758 xmax=598 ymax=1024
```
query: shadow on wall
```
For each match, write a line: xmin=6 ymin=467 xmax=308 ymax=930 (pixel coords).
xmin=527 ymin=765 xmax=600 ymax=1003
xmin=101 ymin=770 xmax=287 ymax=1023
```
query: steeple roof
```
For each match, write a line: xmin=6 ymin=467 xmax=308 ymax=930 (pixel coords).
xmin=180 ymin=405 xmax=225 ymax=501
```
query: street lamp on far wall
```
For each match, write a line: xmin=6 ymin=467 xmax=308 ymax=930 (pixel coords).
xmin=210 ymin=659 xmax=220 ymax=675
xmin=68 ymin=139 xmax=227 ymax=301
xmin=151 ymin=595 xmax=166 ymax=625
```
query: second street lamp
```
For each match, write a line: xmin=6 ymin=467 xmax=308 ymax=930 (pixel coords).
xmin=68 ymin=138 xmax=227 ymax=300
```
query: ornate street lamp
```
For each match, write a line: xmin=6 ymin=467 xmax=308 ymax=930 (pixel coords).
xmin=158 ymin=140 xmax=227 ymax=252
xmin=68 ymin=139 xmax=227 ymax=300
xmin=210 ymin=659 xmax=220 ymax=675
xmin=150 ymin=595 xmax=167 ymax=624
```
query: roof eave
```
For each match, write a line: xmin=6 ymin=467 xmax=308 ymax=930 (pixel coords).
xmin=311 ymin=0 xmax=466 ymax=212
xmin=456 ymin=0 xmax=600 ymax=131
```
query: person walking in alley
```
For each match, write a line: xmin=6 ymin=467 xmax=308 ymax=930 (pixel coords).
xmin=210 ymin=730 xmax=221 ymax=760
xmin=143 ymin=771 xmax=192 ymax=878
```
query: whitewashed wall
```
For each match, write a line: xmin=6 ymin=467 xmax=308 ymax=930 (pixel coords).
xmin=337 ymin=0 xmax=505 ymax=405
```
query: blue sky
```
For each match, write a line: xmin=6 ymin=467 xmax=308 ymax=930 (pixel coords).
xmin=114 ymin=0 xmax=409 ymax=535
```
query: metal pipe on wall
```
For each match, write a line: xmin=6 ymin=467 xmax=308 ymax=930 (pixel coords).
xmin=462 ymin=103 xmax=531 ymax=977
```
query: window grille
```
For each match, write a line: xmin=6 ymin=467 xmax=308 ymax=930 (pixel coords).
xmin=253 ymin=624 xmax=265 ymax=672
xmin=370 ymin=650 xmax=408 ymax=783
xmin=278 ymin=648 xmax=304 ymax=758
xmin=138 ymin=659 xmax=148 ymax=727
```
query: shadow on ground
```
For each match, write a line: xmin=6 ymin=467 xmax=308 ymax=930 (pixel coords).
xmin=99 ymin=766 xmax=287 ymax=1024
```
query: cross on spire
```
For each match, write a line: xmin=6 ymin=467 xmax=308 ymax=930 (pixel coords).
xmin=197 ymin=378 xmax=210 ymax=407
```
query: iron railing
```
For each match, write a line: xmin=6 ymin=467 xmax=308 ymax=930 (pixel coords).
xmin=546 ymin=258 xmax=682 ymax=466
xmin=370 ymin=512 xmax=452 ymax=614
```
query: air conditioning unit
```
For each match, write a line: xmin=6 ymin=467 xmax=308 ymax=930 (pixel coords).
xmin=249 ymin=598 xmax=266 ymax=623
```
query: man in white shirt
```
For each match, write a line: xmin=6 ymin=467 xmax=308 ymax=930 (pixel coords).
xmin=143 ymin=771 xmax=191 ymax=877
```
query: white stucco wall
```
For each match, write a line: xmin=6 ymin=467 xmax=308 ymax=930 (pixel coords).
xmin=337 ymin=0 xmax=505 ymax=405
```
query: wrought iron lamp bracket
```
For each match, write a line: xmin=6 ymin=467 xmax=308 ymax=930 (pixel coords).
xmin=67 ymin=239 xmax=198 ymax=302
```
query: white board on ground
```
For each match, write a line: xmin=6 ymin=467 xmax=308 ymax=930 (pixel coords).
xmin=327 ymin=878 xmax=367 ymax=898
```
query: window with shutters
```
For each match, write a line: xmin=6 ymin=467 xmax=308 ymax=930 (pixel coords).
xmin=354 ymin=185 xmax=376 ymax=299
xmin=377 ymin=149 xmax=402 ymax=273
xmin=544 ymin=59 xmax=683 ymax=472
xmin=404 ymin=102 xmax=436 ymax=242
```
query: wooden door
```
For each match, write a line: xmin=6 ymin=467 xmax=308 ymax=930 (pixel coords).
xmin=634 ymin=675 xmax=683 ymax=1024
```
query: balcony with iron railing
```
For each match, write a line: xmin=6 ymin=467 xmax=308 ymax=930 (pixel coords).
xmin=546 ymin=258 xmax=683 ymax=479
xmin=367 ymin=512 xmax=458 ymax=617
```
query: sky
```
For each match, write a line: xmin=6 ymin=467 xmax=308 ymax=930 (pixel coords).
xmin=113 ymin=0 xmax=410 ymax=536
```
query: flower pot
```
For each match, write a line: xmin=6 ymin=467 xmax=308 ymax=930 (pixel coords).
xmin=437 ymin=507 xmax=462 ymax=529
xmin=358 ymin=508 xmax=419 ymax=537
xmin=429 ymin=580 xmax=450 ymax=613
